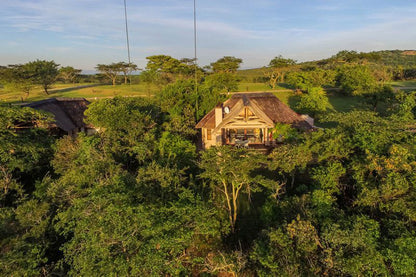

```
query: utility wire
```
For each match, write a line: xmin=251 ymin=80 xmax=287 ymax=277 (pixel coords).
xmin=124 ymin=0 xmax=131 ymax=64
xmin=194 ymin=0 xmax=197 ymax=70
xmin=123 ymin=0 xmax=132 ymax=84
xmin=194 ymin=0 xmax=198 ymax=115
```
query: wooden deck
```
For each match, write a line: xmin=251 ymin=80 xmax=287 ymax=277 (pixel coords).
xmin=225 ymin=143 xmax=276 ymax=154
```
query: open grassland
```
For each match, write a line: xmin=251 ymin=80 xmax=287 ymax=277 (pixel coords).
xmin=1 ymin=82 xmax=296 ymax=104
xmin=0 ymin=81 xmax=369 ymax=115
xmin=283 ymin=90 xmax=364 ymax=113
xmin=237 ymin=82 xmax=290 ymax=92
xmin=239 ymin=86 xmax=364 ymax=114
xmin=0 ymin=83 xmax=92 ymax=103
xmin=389 ymin=80 xmax=416 ymax=88
xmin=237 ymin=68 xmax=265 ymax=81
xmin=388 ymin=80 xmax=416 ymax=93
xmin=0 ymin=83 xmax=160 ymax=103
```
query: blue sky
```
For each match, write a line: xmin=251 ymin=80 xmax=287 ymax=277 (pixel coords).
xmin=1 ymin=0 xmax=415 ymax=71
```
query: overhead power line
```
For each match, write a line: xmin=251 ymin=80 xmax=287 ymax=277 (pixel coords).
xmin=124 ymin=0 xmax=131 ymax=64
xmin=194 ymin=0 xmax=198 ymax=114
xmin=194 ymin=0 xmax=197 ymax=69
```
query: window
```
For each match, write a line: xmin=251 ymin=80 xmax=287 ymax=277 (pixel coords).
xmin=207 ymin=129 xmax=212 ymax=140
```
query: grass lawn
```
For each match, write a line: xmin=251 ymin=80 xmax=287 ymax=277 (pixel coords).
xmin=388 ymin=80 xmax=416 ymax=87
xmin=283 ymin=90 xmax=363 ymax=114
xmin=57 ymin=83 xmax=159 ymax=99
xmin=237 ymin=82 xmax=290 ymax=92
xmin=272 ymin=90 xmax=294 ymax=106
xmin=239 ymin=84 xmax=364 ymax=114
xmin=1 ymin=81 xmax=364 ymax=116
xmin=326 ymin=92 xmax=365 ymax=113
xmin=0 ymin=83 xmax=88 ymax=103
xmin=388 ymin=80 xmax=416 ymax=92
xmin=0 ymin=83 xmax=160 ymax=104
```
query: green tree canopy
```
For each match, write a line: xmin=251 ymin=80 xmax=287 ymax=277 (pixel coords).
xmin=200 ymin=146 xmax=273 ymax=233
xmin=264 ymin=55 xmax=297 ymax=89
xmin=268 ymin=55 xmax=297 ymax=68
xmin=210 ymin=56 xmax=243 ymax=73
xmin=59 ymin=66 xmax=82 ymax=83
xmin=286 ymin=68 xmax=336 ymax=90
xmin=0 ymin=106 xmax=57 ymax=276
xmin=117 ymin=62 xmax=138 ymax=84
xmin=335 ymin=65 xmax=377 ymax=95
xmin=144 ymin=55 xmax=199 ymax=85
xmin=330 ymin=50 xmax=381 ymax=64
xmin=96 ymin=63 xmax=124 ymax=86
xmin=204 ymin=72 xmax=240 ymax=93
xmin=26 ymin=59 xmax=60 ymax=94
xmin=0 ymin=64 xmax=36 ymax=99
xmin=296 ymin=87 xmax=331 ymax=117
xmin=1 ymin=60 xmax=60 ymax=96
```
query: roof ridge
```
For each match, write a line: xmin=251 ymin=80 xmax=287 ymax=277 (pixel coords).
xmin=24 ymin=98 xmax=58 ymax=107
xmin=55 ymin=97 xmax=88 ymax=101
xmin=24 ymin=97 xmax=89 ymax=107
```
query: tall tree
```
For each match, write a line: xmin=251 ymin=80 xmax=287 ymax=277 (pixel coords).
xmin=286 ymin=68 xmax=336 ymax=90
xmin=26 ymin=60 xmax=60 ymax=94
xmin=59 ymin=66 xmax=82 ymax=83
xmin=0 ymin=106 xmax=56 ymax=276
xmin=335 ymin=64 xmax=377 ymax=95
xmin=207 ymin=56 xmax=243 ymax=93
xmin=296 ymin=87 xmax=331 ymax=117
xmin=116 ymin=62 xmax=138 ymax=84
xmin=0 ymin=64 xmax=36 ymax=99
xmin=264 ymin=55 xmax=296 ymax=89
xmin=96 ymin=63 xmax=123 ymax=86
xmin=204 ymin=72 xmax=240 ymax=93
xmin=199 ymin=146 xmax=269 ymax=233
xmin=210 ymin=56 xmax=242 ymax=73
xmin=145 ymin=55 xmax=182 ymax=85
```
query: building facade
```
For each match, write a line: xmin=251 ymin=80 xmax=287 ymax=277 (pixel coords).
xmin=196 ymin=92 xmax=313 ymax=150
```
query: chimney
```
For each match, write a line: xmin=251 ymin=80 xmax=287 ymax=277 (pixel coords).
xmin=215 ymin=104 xmax=223 ymax=127
xmin=301 ymin=114 xmax=314 ymax=127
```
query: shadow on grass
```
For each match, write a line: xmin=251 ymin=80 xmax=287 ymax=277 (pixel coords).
xmin=326 ymin=91 xmax=366 ymax=113
xmin=288 ymin=94 xmax=301 ymax=111
xmin=277 ymin=82 xmax=295 ymax=89
xmin=48 ymin=84 xmax=104 ymax=94
xmin=287 ymin=90 xmax=370 ymax=128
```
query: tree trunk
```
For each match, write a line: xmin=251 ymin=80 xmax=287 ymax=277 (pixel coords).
xmin=223 ymin=181 xmax=235 ymax=233
xmin=232 ymin=194 xmax=238 ymax=232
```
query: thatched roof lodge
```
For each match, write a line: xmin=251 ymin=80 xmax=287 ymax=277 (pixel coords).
xmin=23 ymin=97 xmax=92 ymax=135
xmin=196 ymin=92 xmax=314 ymax=150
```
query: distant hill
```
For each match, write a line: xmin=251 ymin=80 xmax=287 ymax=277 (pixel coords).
xmin=375 ymin=50 xmax=416 ymax=67
xmin=236 ymin=67 xmax=266 ymax=82
xmin=237 ymin=50 xmax=416 ymax=81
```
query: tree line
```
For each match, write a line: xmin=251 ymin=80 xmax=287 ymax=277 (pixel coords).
xmin=2 ymin=50 xmax=416 ymax=102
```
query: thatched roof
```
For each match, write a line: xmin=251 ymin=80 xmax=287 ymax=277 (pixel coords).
xmin=24 ymin=98 xmax=90 ymax=132
xmin=196 ymin=92 xmax=312 ymax=130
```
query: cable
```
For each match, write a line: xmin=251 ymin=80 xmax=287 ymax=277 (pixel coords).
xmin=124 ymin=0 xmax=131 ymax=65
xmin=194 ymin=0 xmax=198 ymax=115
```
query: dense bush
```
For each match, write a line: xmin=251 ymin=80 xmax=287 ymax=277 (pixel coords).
xmin=1 ymin=90 xmax=416 ymax=276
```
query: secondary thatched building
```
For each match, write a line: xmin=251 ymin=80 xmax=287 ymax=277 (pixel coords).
xmin=196 ymin=92 xmax=314 ymax=150
xmin=23 ymin=97 xmax=93 ymax=136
